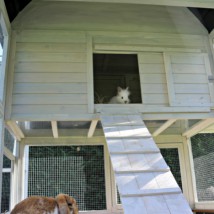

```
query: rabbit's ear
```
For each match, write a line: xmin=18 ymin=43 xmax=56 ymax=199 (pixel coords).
xmin=56 ymin=194 xmax=70 ymax=214
xmin=65 ymin=195 xmax=79 ymax=214
xmin=117 ymin=86 xmax=122 ymax=92
xmin=126 ymin=86 xmax=129 ymax=91
xmin=56 ymin=194 xmax=78 ymax=214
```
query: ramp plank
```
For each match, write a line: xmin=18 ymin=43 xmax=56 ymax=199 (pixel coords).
xmin=101 ymin=114 xmax=192 ymax=214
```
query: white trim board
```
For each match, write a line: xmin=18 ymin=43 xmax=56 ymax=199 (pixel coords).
xmin=34 ymin=0 xmax=214 ymax=9
xmin=88 ymin=119 xmax=98 ymax=138
xmin=51 ymin=121 xmax=58 ymax=138
xmin=152 ymin=119 xmax=177 ymax=137
xmin=182 ymin=118 xmax=214 ymax=138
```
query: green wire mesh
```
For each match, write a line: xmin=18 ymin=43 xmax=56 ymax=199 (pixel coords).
xmin=28 ymin=146 xmax=106 ymax=211
xmin=1 ymin=156 xmax=11 ymax=213
xmin=191 ymin=133 xmax=214 ymax=202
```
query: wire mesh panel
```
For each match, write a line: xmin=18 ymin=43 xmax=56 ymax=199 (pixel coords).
xmin=160 ymin=148 xmax=182 ymax=190
xmin=1 ymin=156 xmax=11 ymax=213
xmin=116 ymin=186 xmax=121 ymax=205
xmin=4 ymin=128 xmax=15 ymax=153
xmin=28 ymin=146 xmax=106 ymax=211
xmin=191 ymin=134 xmax=214 ymax=202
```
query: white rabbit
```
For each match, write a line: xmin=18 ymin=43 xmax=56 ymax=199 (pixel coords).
xmin=109 ymin=86 xmax=130 ymax=104
xmin=11 ymin=194 xmax=78 ymax=214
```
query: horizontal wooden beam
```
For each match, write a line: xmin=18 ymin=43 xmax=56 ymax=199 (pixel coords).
xmin=6 ymin=121 xmax=25 ymax=141
xmin=88 ymin=120 xmax=98 ymax=138
xmin=192 ymin=209 xmax=214 ymax=213
xmin=95 ymin=44 xmax=201 ymax=53
xmin=182 ymin=118 xmax=214 ymax=138
xmin=40 ymin=0 xmax=214 ymax=8
xmin=152 ymin=119 xmax=177 ymax=137
xmin=3 ymin=146 xmax=15 ymax=161
xmin=51 ymin=121 xmax=58 ymax=138
xmin=0 ymin=101 xmax=3 ymax=117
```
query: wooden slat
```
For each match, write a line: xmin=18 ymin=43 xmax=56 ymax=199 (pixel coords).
xmin=87 ymin=120 xmax=98 ymax=138
xmin=101 ymin=114 xmax=144 ymax=126
xmin=12 ymin=105 xmax=88 ymax=115
xmin=111 ymin=153 xmax=169 ymax=172
xmin=106 ymin=137 xmax=159 ymax=154
xmin=51 ymin=121 xmax=58 ymax=138
xmin=192 ymin=209 xmax=214 ymax=213
xmin=13 ymin=83 xmax=87 ymax=94
xmin=172 ymin=64 xmax=206 ymax=74
xmin=140 ymin=74 xmax=167 ymax=84
xmin=164 ymin=194 xmax=193 ymax=213
xmin=45 ymin=0 xmax=214 ymax=9
xmin=6 ymin=121 xmax=24 ymax=141
xmin=121 ymin=196 xmax=170 ymax=214
xmin=94 ymin=36 xmax=204 ymax=47
xmin=116 ymin=171 xmax=180 ymax=196
xmin=170 ymin=55 xmax=204 ymax=64
xmin=13 ymin=94 xmax=87 ymax=105
xmin=16 ymin=52 xmax=87 ymax=63
xmin=141 ymin=84 xmax=167 ymax=94
xmin=103 ymin=126 xmax=151 ymax=138
xmin=175 ymin=94 xmax=210 ymax=103
xmin=143 ymin=94 xmax=169 ymax=104
xmin=16 ymin=30 xmax=86 ymax=43
xmin=11 ymin=113 xmax=97 ymax=122
xmin=14 ymin=73 xmax=87 ymax=83
xmin=183 ymin=118 xmax=214 ymax=138
xmin=138 ymin=53 xmax=164 ymax=64
xmin=174 ymin=84 xmax=209 ymax=94
xmin=15 ymin=62 xmax=86 ymax=73
xmin=4 ymin=147 xmax=16 ymax=161
xmin=152 ymin=119 xmax=177 ymax=137
xmin=94 ymin=44 xmax=202 ymax=53
xmin=173 ymin=74 xmax=208 ymax=84
xmin=16 ymin=42 xmax=87 ymax=53
xmin=0 ymin=102 xmax=3 ymax=117
xmin=139 ymin=64 xmax=165 ymax=74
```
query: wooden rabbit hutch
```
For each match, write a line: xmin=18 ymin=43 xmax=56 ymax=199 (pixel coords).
xmin=0 ymin=0 xmax=214 ymax=213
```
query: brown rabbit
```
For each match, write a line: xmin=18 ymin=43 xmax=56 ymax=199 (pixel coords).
xmin=11 ymin=194 xmax=78 ymax=214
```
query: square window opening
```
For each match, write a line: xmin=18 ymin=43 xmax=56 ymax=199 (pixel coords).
xmin=93 ymin=53 xmax=142 ymax=104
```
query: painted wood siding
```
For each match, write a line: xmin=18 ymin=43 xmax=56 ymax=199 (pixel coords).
xmin=138 ymin=53 xmax=168 ymax=106
xmin=12 ymin=30 xmax=88 ymax=117
xmin=7 ymin=1 xmax=214 ymax=120
xmin=12 ymin=2 xmax=207 ymax=35
xmin=164 ymin=53 xmax=212 ymax=107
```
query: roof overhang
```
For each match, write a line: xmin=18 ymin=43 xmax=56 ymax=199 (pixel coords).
xmin=38 ymin=0 xmax=214 ymax=9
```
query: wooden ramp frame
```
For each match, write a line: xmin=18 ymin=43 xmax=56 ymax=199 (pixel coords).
xmin=101 ymin=114 xmax=192 ymax=214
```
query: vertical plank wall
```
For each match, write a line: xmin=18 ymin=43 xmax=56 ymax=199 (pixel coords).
xmin=138 ymin=53 xmax=169 ymax=106
xmin=12 ymin=30 xmax=88 ymax=118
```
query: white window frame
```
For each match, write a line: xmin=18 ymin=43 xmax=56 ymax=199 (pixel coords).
xmin=0 ymin=12 xmax=9 ymax=106
xmin=157 ymin=142 xmax=191 ymax=204
xmin=21 ymin=137 xmax=122 ymax=214
xmin=2 ymin=127 xmax=17 ymax=213
xmin=188 ymin=136 xmax=214 ymax=210
xmin=0 ymin=11 xmax=10 ymax=211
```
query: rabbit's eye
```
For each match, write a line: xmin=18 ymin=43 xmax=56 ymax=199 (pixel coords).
xmin=67 ymin=202 xmax=73 ymax=208
xmin=121 ymin=97 xmax=123 ymax=99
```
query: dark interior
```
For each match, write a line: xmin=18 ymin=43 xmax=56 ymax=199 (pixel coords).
xmin=93 ymin=53 xmax=142 ymax=104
